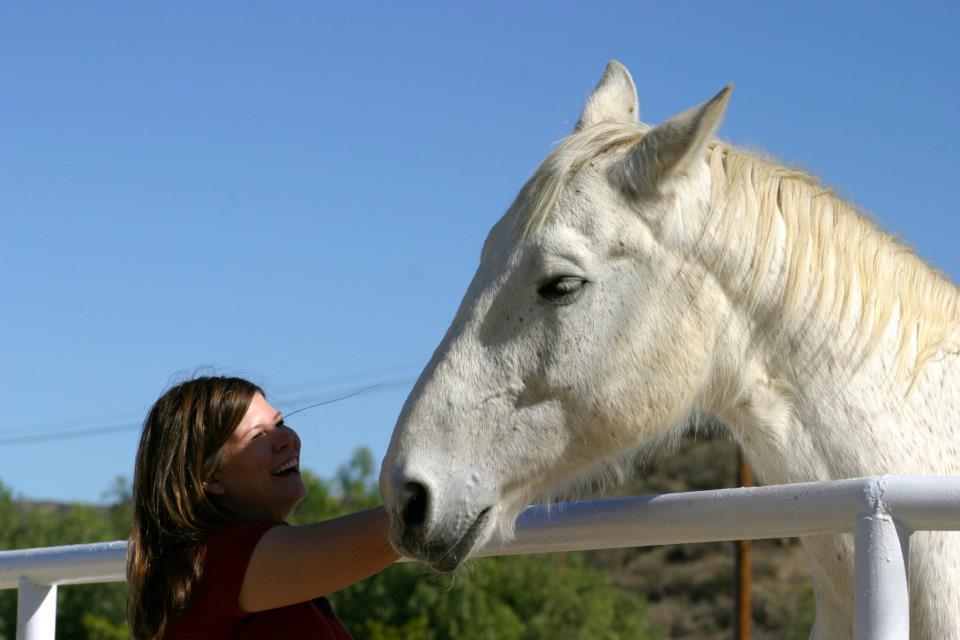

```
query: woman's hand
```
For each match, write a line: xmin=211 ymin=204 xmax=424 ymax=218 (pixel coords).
xmin=239 ymin=506 xmax=400 ymax=612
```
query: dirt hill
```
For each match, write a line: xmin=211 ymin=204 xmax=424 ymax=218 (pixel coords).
xmin=584 ymin=433 xmax=815 ymax=639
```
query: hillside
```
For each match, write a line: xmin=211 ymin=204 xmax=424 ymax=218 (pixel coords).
xmin=584 ymin=433 xmax=815 ymax=639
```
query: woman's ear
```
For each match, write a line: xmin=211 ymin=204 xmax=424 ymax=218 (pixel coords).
xmin=203 ymin=479 xmax=226 ymax=495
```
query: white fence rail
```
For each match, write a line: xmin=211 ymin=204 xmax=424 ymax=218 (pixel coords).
xmin=3 ymin=475 xmax=960 ymax=639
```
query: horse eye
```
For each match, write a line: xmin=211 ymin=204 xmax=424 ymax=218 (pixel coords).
xmin=537 ymin=276 xmax=586 ymax=303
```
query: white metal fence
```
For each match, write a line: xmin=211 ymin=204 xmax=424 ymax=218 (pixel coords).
xmin=3 ymin=475 xmax=960 ymax=639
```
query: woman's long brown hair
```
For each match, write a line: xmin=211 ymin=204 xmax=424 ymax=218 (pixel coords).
xmin=127 ymin=376 xmax=262 ymax=639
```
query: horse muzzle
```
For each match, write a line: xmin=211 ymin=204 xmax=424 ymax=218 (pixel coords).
xmin=394 ymin=505 xmax=492 ymax=572
xmin=383 ymin=469 xmax=496 ymax=571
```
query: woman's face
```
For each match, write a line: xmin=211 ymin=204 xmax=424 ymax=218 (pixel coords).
xmin=205 ymin=392 xmax=306 ymax=521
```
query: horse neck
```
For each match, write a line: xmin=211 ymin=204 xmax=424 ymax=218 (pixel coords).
xmin=697 ymin=147 xmax=960 ymax=482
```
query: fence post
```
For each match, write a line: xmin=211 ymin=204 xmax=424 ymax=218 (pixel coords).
xmin=853 ymin=513 xmax=909 ymax=639
xmin=16 ymin=577 xmax=57 ymax=640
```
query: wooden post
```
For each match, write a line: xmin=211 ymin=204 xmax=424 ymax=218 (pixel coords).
xmin=734 ymin=448 xmax=752 ymax=640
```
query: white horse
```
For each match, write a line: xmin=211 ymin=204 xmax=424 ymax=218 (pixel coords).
xmin=380 ymin=61 xmax=960 ymax=638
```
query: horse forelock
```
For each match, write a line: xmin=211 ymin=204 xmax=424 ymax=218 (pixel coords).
xmin=511 ymin=122 xmax=645 ymax=239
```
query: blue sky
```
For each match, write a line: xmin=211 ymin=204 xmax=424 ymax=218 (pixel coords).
xmin=2 ymin=3 xmax=958 ymax=504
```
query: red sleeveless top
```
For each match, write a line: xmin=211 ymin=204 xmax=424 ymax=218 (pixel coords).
xmin=165 ymin=521 xmax=352 ymax=639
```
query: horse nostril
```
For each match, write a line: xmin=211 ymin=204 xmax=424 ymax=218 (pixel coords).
xmin=401 ymin=481 xmax=429 ymax=530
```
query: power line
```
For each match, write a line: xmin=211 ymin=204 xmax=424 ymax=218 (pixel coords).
xmin=0 ymin=423 xmax=140 ymax=446
xmin=264 ymin=362 xmax=424 ymax=395
xmin=0 ymin=362 xmax=423 ymax=444
xmin=272 ymin=375 xmax=416 ymax=413
xmin=1 ymin=375 xmax=417 ymax=446
xmin=280 ymin=377 xmax=416 ymax=419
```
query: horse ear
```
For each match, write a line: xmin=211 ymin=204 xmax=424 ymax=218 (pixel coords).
xmin=620 ymin=84 xmax=732 ymax=196
xmin=574 ymin=60 xmax=639 ymax=132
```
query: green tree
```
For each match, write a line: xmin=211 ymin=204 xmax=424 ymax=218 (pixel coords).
xmin=0 ymin=481 xmax=20 ymax=639
xmin=1 ymin=448 xmax=661 ymax=639
xmin=0 ymin=478 xmax=131 ymax=640
xmin=333 ymin=447 xmax=382 ymax=511
xmin=333 ymin=554 xmax=659 ymax=640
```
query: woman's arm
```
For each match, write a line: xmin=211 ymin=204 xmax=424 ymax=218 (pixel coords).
xmin=239 ymin=506 xmax=401 ymax=612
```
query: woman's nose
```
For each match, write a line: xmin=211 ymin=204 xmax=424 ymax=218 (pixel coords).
xmin=274 ymin=425 xmax=300 ymax=452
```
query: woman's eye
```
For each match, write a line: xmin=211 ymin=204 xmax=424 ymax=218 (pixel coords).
xmin=537 ymin=276 xmax=587 ymax=304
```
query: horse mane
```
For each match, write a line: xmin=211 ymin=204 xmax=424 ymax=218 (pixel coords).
xmin=710 ymin=144 xmax=960 ymax=388
xmin=514 ymin=123 xmax=960 ymax=389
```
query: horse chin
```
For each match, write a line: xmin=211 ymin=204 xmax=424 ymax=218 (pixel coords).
xmin=398 ymin=507 xmax=494 ymax=573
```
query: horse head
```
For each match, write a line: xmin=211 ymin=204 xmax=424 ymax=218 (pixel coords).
xmin=381 ymin=62 xmax=734 ymax=570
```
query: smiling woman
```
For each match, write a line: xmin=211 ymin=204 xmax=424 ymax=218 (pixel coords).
xmin=127 ymin=376 xmax=399 ymax=639
xmin=201 ymin=393 xmax=307 ymax=523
